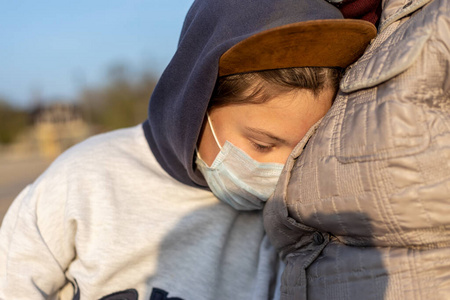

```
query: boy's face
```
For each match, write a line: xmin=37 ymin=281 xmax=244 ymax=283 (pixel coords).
xmin=197 ymin=84 xmax=334 ymax=166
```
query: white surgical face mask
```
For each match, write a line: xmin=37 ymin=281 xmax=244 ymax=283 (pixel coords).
xmin=196 ymin=114 xmax=284 ymax=210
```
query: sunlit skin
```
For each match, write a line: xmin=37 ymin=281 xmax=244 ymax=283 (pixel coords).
xmin=197 ymin=84 xmax=335 ymax=166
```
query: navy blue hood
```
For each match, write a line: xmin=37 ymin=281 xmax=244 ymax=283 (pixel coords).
xmin=143 ymin=0 xmax=343 ymax=188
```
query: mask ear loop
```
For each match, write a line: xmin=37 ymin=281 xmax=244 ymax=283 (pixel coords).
xmin=196 ymin=112 xmax=222 ymax=161
xmin=207 ymin=112 xmax=223 ymax=150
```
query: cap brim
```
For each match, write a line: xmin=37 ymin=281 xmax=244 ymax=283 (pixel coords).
xmin=219 ymin=19 xmax=377 ymax=77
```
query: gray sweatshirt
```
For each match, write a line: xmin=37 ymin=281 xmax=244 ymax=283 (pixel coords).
xmin=0 ymin=126 xmax=281 ymax=299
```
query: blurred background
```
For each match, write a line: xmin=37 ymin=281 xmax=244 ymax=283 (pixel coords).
xmin=0 ymin=0 xmax=194 ymax=223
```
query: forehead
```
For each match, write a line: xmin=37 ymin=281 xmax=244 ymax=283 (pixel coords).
xmin=212 ymin=86 xmax=334 ymax=144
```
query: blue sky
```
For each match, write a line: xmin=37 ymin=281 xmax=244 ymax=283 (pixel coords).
xmin=0 ymin=1 xmax=194 ymax=107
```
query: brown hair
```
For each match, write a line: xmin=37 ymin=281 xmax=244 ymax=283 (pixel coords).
xmin=209 ymin=67 xmax=343 ymax=108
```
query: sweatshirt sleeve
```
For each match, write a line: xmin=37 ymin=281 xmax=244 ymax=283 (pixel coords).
xmin=0 ymin=174 xmax=76 ymax=299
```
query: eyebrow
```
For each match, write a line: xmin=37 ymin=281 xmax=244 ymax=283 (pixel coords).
xmin=244 ymin=126 xmax=290 ymax=145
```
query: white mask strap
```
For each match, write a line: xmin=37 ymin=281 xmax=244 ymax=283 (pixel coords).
xmin=207 ymin=112 xmax=222 ymax=150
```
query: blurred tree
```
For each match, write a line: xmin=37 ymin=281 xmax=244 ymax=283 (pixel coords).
xmin=80 ymin=63 xmax=157 ymax=132
xmin=0 ymin=100 xmax=29 ymax=144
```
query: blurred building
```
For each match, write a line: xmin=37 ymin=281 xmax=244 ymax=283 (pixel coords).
xmin=31 ymin=102 xmax=90 ymax=159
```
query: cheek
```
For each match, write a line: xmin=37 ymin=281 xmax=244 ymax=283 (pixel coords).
xmin=245 ymin=146 xmax=293 ymax=164
xmin=267 ymin=148 xmax=293 ymax=164
xmin=201 ymin=145 xmax=220 ymax=166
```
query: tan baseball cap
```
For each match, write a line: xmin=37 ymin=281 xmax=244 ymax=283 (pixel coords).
xmin=219 ymin=19 xmax=376 ymax=77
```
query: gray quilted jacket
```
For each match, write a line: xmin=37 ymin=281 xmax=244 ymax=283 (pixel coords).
xmin=264 ymin=0 xmax=450 ymax=299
